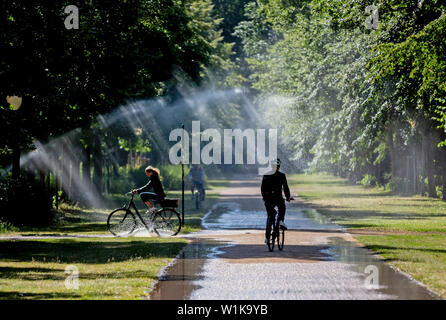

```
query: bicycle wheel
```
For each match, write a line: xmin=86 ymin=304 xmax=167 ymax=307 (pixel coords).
xmin=266 ymin=226 xmax=275 ymax=252
xmin=107 ymin=208 xmax=136 ymax=237
xmin=200 ymin=188 xmax=205 ymax=201
xmin=265 ymin=215 xmax=275 ymax=252
xmin=195 ymin=192 xmax=200 ymax=209
xmin=267 ymin=231 xmax=275 ymax=252
xmin=277 ymin=227 xmax=285 ymax=251
xmin=153 ymin=208 xmax=182 ymax=236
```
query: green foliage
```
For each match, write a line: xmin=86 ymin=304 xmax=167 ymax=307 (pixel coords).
xmin=237 ymin=0 xmax=374 ymax=178
xmin=0 ymin=218 xmax=18 ymax=233
xmin=235 ymin=0 xmax=446 ymax=197
xmin=159 ymin=164 xmax=184 ymax=191
xmin=109 ymin=168 xmax=134 ymax=195
xmin=186 ymin=0 xmax=243 ymax=86
xmin=52 ymin=190 xmax=64 ymax=208
xmin=212 ymin=0 xmax=251 ymax=58
xmin=359 ymin=174 xmax=377 ymax=187
xmin=117 ymin=136 xmax=151 ymax=154
xmin=0 ymin=0 xmax=217 ymax=176
xmin=0 ymin=0 xmax=243 ymax=214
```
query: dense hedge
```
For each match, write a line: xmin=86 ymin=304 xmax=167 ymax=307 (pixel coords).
xmin=0 ymin=174 xmax=53 ymax=227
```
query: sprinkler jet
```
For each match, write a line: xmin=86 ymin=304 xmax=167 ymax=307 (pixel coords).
xmin=169 ymin=120 xmax=277 ymax=167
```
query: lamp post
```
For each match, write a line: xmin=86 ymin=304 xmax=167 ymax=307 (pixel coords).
xmin=181 ymin=124 xmax=185 ymax=226
xmin=6 ymin=96 xmax=23 ymax=178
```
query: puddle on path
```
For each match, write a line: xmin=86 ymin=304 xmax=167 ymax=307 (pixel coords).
xmin=202 ymin=202 xmax=343 ymax=231
xmin=149 ymin=201 xmax=440 ymax=300
xmin=301 ymin=208 xmax=336 ymax=226
xmin=325 ymin=237 xmax=440 ymax=300
xmin=148 ymin=239 xmax=232 ymax=300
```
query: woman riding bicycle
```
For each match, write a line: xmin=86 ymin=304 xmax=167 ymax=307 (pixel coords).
xmin=132 ymin=166 xmax=166 ymax=214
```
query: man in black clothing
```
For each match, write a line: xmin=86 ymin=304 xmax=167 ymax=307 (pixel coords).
xmin=261 ymin=159 xmax=292 ymax=242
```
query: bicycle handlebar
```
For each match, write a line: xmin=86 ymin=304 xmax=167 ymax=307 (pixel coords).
xmin=126 ymin=191 xmax=136 ymax=200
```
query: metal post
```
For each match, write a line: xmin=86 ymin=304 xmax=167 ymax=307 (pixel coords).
xmin=181 ymin=124 xmax=185 ymax=226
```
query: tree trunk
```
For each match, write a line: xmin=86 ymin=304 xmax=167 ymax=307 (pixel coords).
xmin=412 ymin=147 xmax=417 ymax=194
xmin=428 ymin=160 xmax=437 ymax=198
xmin=39 ymin=170 xmax=45 ymax=185
xmin=106 ymin=164 xmax=111 ymax=195
xmin=387 ymin=128 xmax=397 ymax=185
xmin=442 ymin=149 xmax=446 ymax=201
xmin=55 ymin=157 xmax=59 ymax=211
xmin=11 ymin=146 xmax=21 ymax=178
xmin=71 ymin=156 xmax=80 ymax=203
xmin=47 ymin=171 xmax=51 ymax=192
xmin=59 ymin=145 xmax=64 ymax=197
xmin=93 ymin=136 xmax=103 ymax=194
xmin=424 ymin=131 xmax=437 ymax=198
xmin=83 ymin=146 xmax=91 ymax=186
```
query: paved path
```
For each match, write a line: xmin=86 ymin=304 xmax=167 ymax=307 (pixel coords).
xmin=152 ymin=176 xmax=440 ymax=300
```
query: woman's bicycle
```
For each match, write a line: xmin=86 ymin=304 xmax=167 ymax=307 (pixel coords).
xmin=107 ymin=192 xmax=182 ymax=237
xmin=265 ymin=198 xmax=294 ymax=252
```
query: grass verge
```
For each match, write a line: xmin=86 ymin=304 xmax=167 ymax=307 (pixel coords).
xmin=0 ymin=237 xmax=187 ymax=300
xmin=0 ymin=179 xmax=227 ymax=299
xmin=289 ymin=173 xmax=446 ymax=298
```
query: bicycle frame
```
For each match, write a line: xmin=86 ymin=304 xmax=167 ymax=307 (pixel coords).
xmin=125 ymin=193 xmax=159 ymax=232
xmin=265 ymin=205 xmax=286 ymax=252
xmin=195 ymin=182 xmax=205 ymax=199
xmin=266 ymin=208 xmax=280 ymax=235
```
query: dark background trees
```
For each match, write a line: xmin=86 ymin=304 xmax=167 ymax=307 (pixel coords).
xmin=0 ymin=0 xmax=233 ymax=224
xmin=1 ymin=0 xmax=446 ymax=227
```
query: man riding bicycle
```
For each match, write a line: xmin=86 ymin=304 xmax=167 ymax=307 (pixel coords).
xmin=187 ymin=164 xmax=205 ymax=200
xmin=261 ymin=159 xmax=292 ymax=244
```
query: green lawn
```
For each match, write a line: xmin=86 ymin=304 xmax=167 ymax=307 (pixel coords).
xmin=0 ymin=237 xmax=187 ymax=299
xmin=289 ymin=173 xmax=446 ymax=298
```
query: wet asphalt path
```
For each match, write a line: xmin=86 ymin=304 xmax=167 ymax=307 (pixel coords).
xmin=150 ymin=176 xmax=440 ymax=300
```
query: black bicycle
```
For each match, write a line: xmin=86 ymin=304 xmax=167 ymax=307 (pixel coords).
xmin=265 ymin=198 xmax=294 ymax=252
xmin=193 ymin=181 xmax=205 ymax=209
xmin=107 ymin=192 xmax=182 ymax=237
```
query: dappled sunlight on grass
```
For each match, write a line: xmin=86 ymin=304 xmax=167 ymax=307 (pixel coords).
xmin=0 ymin=237 xmax=187 ymax=300
xmin=290 ymin=173 xmax=446 ymax=298
xmin=357 ymin=234 xmax=446 ymax=298
xmin=0 ymin=179 xmax=228 ymax=299
xmin=289 ymin=173 xmax=446 ymax=233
